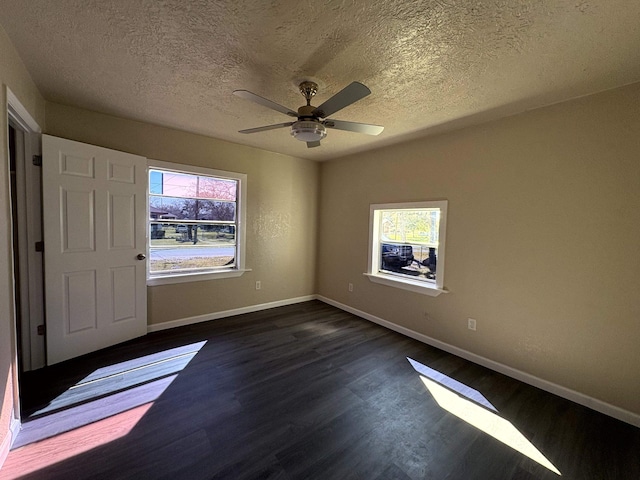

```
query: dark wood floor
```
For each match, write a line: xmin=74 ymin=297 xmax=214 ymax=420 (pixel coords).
xmin=4 ymin=301 xmax=639 ymax=479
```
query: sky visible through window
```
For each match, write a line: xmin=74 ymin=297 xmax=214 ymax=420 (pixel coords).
xmin=149 ymin=170 xmax=236 ymax=201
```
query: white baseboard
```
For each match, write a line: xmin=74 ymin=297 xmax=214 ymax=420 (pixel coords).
xmin=147 ymin=295 xmax=318 ymax=333
xmin=0 ymin=414 xmax=20 ymax=469
xmin=317 ymin=295 xmax=640 ymax=428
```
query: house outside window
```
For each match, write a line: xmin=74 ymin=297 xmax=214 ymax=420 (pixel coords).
xmin=366 ymin=201 xmax=448 ymax=296
xmin=147 ymin=160 xmax=247 ymax=285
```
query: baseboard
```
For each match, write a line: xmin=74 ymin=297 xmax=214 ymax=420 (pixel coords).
xmin=0 ymin=415 xmax=20 ymax=469
xmin=317 ymin=295 xmax=640 ymax=428
xmin=147 ymin=295 xmax=318 ymax=333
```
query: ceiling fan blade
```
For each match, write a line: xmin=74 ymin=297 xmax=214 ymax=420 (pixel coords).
xmin=312 ymin=82 xmax=371 ymax=118
xmin=325 ymin=119 xmax=384 ymax=135
xmin=307 ymin=141 xmax=321 ymax=148
xmin=238 ymin=122 xmax=294 ymax=134
xmin=233 ymin=90 xmax=298 ymax=117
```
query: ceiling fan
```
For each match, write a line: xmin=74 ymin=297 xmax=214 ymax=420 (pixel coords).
xmin=232 ymin=81 xmax=384 ymax=148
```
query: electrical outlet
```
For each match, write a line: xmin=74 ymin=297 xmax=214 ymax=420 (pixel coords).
xmin=255 ymin=281 xmax=261 ymax=290
xmin=423 ymin=311 xmax=430 ymax=321
xmin=348 ymin=283 xmax=353 ymax=292
xmin=468 ymin=318 xmax=477 ymax=331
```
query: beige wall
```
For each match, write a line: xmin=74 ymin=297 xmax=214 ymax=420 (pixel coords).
xmin=0 ymin=26 xmax=46 ymax=463
xmin=45 ymin=103 xmax=319 ymax=326
xmin=317 ymin=82 xmax=640 ymax=415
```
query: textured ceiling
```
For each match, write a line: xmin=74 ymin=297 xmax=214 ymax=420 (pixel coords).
xmin=1 ymin=0 xmax=639 ymax=161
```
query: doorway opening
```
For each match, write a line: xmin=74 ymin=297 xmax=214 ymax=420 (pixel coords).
xmin=8 ymin=124 xmax=24 ymax=379
xmin=6 ymin=91 xmax=44 ymax=432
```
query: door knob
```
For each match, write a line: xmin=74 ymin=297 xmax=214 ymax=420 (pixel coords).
xmin=137 ymin=253 xmax=146 ymax=260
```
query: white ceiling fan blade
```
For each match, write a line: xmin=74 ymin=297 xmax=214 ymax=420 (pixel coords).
xmin=233 ymin=90 xmax=298 ymax=117
xmin=307 ymin=141 xmax=321 ymax=148
xmin=325 ymin=119 xmax=384 ymax=135
xmin=312 ymin=82 xmax=371 ymax=118
xmin=238 ymin=122 xmax=294 ymax=134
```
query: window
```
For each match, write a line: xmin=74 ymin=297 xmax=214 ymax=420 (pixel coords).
xmin=147 ymin=160 xmax=247 ymax=285
xmin=366 ymin=201 xmax=448 ymax=296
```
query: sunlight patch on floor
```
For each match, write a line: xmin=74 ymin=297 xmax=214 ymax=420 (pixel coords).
xmin=409 ymin=358 xmax=561 ymax=476
xmin=3 ymin=402 xmax=153 ymax=477
xmin=32 ymin=341 xmax=207 ymax=417
xmin=13 ymin=341 xmax=207 ymax=451
xmin=407 ymin=357 xmax=497 ymax=412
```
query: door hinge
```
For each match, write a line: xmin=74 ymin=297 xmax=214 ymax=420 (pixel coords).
xmin=37 ymin=324 xmax=46 ymax=336
xmin=35 ymin=241 xmax=44 ymax=252
xmin=32 ymin=155 xmax=42 ymax=166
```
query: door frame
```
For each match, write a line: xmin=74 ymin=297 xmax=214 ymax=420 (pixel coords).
xmin=6 ymin=87 xmax=42 ymax=435
xmin=9 ymin=96 xmax=44 ymax=372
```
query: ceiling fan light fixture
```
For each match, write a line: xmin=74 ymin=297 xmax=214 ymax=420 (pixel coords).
xmin=290 ymin=120 xmax=327 ymax=142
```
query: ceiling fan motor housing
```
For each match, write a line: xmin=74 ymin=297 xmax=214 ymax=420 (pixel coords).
xmin=297 ymin=104 xmax=317 ymax=117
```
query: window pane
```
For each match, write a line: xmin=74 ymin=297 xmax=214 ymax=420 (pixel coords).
xmin=149 ymin=196 xmax=186 ymax=219
xmin=150 ymin=171 xmax=194 ymax=197
xmin=150 ymin=197 xmax=235 ymax=221
xmin=378 ymin=207 xmax=441 ymax=283
xmin=197 ymin=177 xmax=237 ymax=201
xmin=196 ymin=200 xmax=236 ymax=221
xmin=380 ymin=242 xmax=437 ymax=281
xmin=149 ymin=171 xmax=164 ymax=195
xmin=149 ymin=245 xmax=236 ymax=274
xmin=149 ymin=170 xmax=237 ymax=201
xmin=380 ymin=243 xmax=438 ymax=280
xmin=381 ymin=209 xmax=440 ymax=245
xmin=149 ymin=223 xmax=235 ymax=247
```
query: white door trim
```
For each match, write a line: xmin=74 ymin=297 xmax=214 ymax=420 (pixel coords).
xmin=5 ymin=86 xmax=42 ymax=449
xmin=7 ymin=89 xmax=41 ymax=134
xmin=7 ymin=91 xmax=45 ymax=372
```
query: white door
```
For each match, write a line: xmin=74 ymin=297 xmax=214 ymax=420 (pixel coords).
xmin=42 ymin=135 xmax=147 ymax=365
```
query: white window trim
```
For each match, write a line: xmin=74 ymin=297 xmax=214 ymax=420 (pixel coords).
xmin=146 ymin=159 xmax=248 ymax=286
xmin=365 ymin=200 xmax=448 ymax=297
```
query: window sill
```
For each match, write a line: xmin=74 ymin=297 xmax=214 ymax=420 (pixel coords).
xmin=363 ymin=273 xmax=448 ymax=297
xmin=147 ymin=268 xmax=251 ymax=286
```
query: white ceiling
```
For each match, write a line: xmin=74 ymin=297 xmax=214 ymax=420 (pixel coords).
xmin=2 ymin=0 xmax=639 ymax=161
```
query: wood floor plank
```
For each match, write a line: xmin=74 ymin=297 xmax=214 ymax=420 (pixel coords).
xmin=5 ymin=300 xmax=639 ymax=480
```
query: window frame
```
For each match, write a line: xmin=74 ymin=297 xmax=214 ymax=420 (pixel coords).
xmin=146 ymin=159 xmax=248 ymax=286
xmin=365 ymin=200 xmax=448 ymax=297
